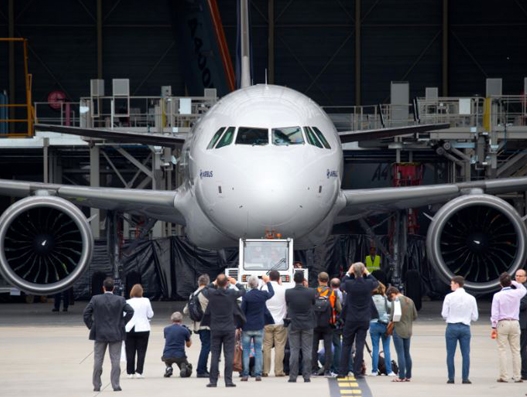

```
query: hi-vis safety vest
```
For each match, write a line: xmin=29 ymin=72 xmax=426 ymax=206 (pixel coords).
xmin=365 ymin=255 xmax=381 ymax=272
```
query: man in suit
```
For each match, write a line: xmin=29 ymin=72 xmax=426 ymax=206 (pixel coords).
xmin=337 ymin=262 xmax=378 ymax=379
xmin=285 ymin=271 xmax=316 ymax=383
xmin=200 ymin=274 xmax=246 ymax=388
xmin=83 ymin=277 xmax=134 ymax=392
xmin=515 ymin=269 xmax=527 ymax=380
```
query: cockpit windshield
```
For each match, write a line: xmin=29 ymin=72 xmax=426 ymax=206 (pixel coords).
xmin=243 ymin=241 xmax=289 ymax=271
xmin=272 ymin=126 xmax=304 ymax=145
xmin=235 ymin=127 xmax=269 ymax=146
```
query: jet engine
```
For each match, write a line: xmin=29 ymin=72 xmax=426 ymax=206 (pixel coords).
xmin=427 ymin=193 xmax=527 ymax=293
xmin=0 ymin=195 xmax=93 ymax=295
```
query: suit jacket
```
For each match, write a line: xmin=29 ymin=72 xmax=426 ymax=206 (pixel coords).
xmin=341 ymin=273 xmax=378 ymax=323
xmin=241 ymin=282 xmax=274 ymax=331
xmin=83 ymin=292 xmax=134 ymax=342
xmin=520 ymin=282 xmax=527 ymax=329
xmin=285 ymin=284 xmax=316 ymax=330
xmin=201 ymin=283 xmax=246 ymax=331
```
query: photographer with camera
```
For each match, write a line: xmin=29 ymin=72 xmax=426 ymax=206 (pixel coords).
xmin=161 ymin=311 xmax=193 ymax=378
xmin=336 ymin=262 xmax=378 ymax=379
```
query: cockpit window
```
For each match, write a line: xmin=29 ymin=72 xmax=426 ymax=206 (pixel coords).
xmin=207 ymin=127 xmax=225 ymax=150
xmin=272 ymin=126 xmax=304 ymax=146
xmin=235 ymin=127 xmax=269 ymax=146
xmin=312 ymin=126 xmax=331 ymax=149
xmin=304 ymin=127 xmax=323 ymax=148
xmin=216 ymin=126 xmax=236 ymax=149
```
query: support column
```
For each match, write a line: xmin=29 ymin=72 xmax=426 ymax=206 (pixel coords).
xmin=442 ymin=0 xmax=449 ymax=96
xmin=90 ymin=145 xmax=101 ymax=238
xmin=355 ymin=0 xmax=361 ymax=105
xmin=8 ymin=0 xmax=15 ymax=132
xmin=97 ymin=0 xmax=103 ymax=78
xmin=268 ymin=0 xmax=275 ymax=84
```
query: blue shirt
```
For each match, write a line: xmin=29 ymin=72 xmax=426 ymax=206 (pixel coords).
xmin=162 ymin=324 xmax=190 ymax=358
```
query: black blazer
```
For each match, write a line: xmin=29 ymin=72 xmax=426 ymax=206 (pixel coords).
xmin=201 ymin=284 xmax=246 ymax=331
xmin=285 ymin=284 xmax=316 ymax=331
xmin=83 ymin=292 xmax=134 ymax=342
xmin=520 ymin=283 xmax=527 ymax=329
xmin=341 ymin=274 xmax=378 ymax=323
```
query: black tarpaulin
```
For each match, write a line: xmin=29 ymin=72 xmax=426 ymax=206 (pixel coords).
xmin=73 ymin=235 xmax=445 ymax=301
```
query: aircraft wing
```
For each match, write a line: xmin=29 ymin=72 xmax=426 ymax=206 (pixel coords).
xmin=335 ymin=177 xmax=527 ymax=222
xmin=0 ymin=179 xmax=186 ymax=225
xmin=34 ymin=124 xmax=186 ymax=147
xmin=338 ymin=123 xmax=450 ymax=143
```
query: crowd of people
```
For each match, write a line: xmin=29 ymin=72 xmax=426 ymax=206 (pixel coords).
xmin=80 ymin=266 xmax=527 ymax=392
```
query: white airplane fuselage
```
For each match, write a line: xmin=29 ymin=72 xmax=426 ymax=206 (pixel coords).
xmin=175 ymin=84 xmax=345 ymax=249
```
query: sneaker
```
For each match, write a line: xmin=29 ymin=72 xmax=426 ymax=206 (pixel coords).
xmin=127 ymin=374 xmax=134 ymax=379
xmin=164 ymin=367 xmax=173 ymax=378
xmin=370 ymin=372 xmax=378 ymax=377
xmin=135 ymin=373 xmax=144 ymax=379
xmin=51 ymin=308 xmax=59 ymax=312
xmin=387 ymin=372 xmax=396 ymax=377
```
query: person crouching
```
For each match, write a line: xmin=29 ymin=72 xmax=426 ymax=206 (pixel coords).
xmin=161 ymin=312 xmax=193 ymax=378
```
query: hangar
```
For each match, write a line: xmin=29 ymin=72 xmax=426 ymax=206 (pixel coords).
xmin=1 ymin=0 xmax=527 ymax=304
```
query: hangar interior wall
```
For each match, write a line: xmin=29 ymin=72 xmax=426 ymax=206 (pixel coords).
xmin=1 ymin=0 xmax=526 ymax=109
xmin=74 ymin=234 xmax=446 ymax=302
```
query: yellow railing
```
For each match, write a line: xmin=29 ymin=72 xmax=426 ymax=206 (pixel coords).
xmin=0 ymin=38 xmax=34 ymax=137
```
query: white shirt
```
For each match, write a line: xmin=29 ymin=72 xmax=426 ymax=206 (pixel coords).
xmin=441 ymin=287 xmax=478 ymax=326
xmin=126 ymin=297 xmax=154 ymax=332
xmin=262 ymin=281 xmax=287 ymax=325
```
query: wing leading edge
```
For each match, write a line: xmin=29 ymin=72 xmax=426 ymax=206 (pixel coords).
xmin=335 ymin=177 xmax=527 ymax=223
xmin=35 ymin=124 xmax=186 ymax=147
xmin=0 ymin=180 xmax=186 ymax=225
xmin=338 ymin=123 xmax=450 ymax=143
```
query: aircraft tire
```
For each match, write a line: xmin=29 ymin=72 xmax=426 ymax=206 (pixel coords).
xmin=404 ymin=269 xmax=422 ymax=311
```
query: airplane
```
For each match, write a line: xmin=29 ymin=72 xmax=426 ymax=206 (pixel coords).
xmin=1 ymin=1 xmax=527 ymax=297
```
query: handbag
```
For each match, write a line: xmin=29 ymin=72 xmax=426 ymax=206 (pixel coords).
xmin=385 ymin=321 xmax=394 ymax=336
xmin=233 ymin=330 xmax=243 ymax=372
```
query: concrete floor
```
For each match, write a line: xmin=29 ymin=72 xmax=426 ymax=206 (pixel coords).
xmin=0 ymin=297 xmax=525 ymax=397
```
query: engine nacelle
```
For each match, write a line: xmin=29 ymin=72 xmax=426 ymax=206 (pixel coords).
xmin=427 ymin=194 xmax=527 ymax=293
xmin=0 ymin=195 xmax=93 ymax=295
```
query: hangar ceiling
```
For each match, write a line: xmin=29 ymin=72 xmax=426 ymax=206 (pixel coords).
xmin=0 ymin=0 xmax=526 ymax=109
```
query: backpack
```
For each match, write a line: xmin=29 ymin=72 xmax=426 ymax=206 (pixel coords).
xmin=378 ymin=350 xmax=399 ymax=376
xmin=188 ymin=289 xmax=204 ymax=322
xmin=314 ymin=287 xmax=337 ymax=327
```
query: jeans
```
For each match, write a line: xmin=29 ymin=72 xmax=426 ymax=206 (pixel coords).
xmin=331 ymin=330 xmax=342 ymax=373
xmin=197 ymin=329 xmax=211 ymax=375
xmin=392 ymin=330 xmax=412 ymax=380
xmin=445 ymin=323 xmax=471 ymax=381
xmin=242 ymin=329 xmax=263 ymax=377
xmin=312 ymin=326 xmax=333 ymax=372
xmin=369 ymin=321 xmax=393 ymax=374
